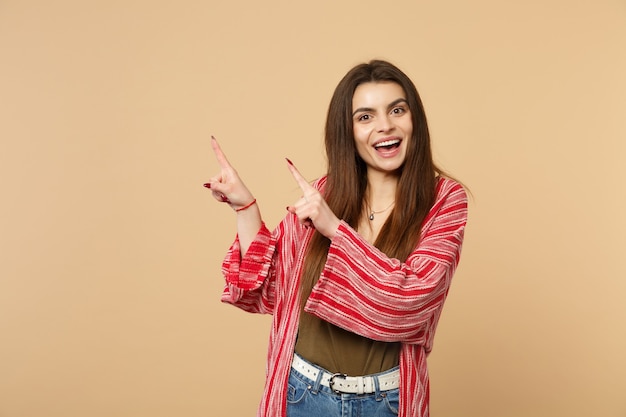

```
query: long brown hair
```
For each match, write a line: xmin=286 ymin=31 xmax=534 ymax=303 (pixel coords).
xmin=300 ymin=60 xmax=444 ymax=306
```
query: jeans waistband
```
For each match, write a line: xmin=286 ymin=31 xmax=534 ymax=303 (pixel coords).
xmin=291 ymin=353 xmax=400 ymax=395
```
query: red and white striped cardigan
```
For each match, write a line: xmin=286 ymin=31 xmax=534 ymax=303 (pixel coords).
xmin=221 ymin=176 xmax=468 ymax=417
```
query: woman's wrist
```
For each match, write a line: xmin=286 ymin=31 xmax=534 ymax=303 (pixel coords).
xmin=235 ymin=198 xmax=257 ymax=212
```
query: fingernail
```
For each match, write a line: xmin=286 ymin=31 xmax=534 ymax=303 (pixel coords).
xmin=203 ymin=183 xmax=211 ymax=188
xmin=285 ymin=158 xmax=293 ymax=166
xmin=211 ymin=135 xmax=217 ymax=141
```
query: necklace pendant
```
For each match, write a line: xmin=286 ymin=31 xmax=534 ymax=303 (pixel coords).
xmin=369 ymin=213 xmax=375 ymax=221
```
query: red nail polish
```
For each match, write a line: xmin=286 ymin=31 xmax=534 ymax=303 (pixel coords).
xmin=203 ymin=183 xmax=211 ymax=188
xmin=285 ymin=158 xmax=293 ymax=166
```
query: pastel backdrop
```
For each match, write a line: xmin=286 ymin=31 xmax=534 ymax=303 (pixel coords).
xmin=1 ymin=1 xmax=624 ymax=416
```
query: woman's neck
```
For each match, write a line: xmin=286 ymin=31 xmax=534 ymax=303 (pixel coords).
xmin=366 ymin=170 xmax=398 ymax=210
xmin=357 ymin=171 xmax=398 ymax=242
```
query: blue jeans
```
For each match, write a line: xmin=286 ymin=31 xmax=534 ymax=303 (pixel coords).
xmin=286 ymin=358 xmax=400 ymax=417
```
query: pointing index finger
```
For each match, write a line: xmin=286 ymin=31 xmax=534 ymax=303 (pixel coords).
xmin=210 ymin=135 xmax=232 ymax=169
xmin=286 ymin=158 xmax=313 ymax=193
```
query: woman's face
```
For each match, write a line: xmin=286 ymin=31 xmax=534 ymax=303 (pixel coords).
xmin=351 ymin=81 xmax=412 ymax=176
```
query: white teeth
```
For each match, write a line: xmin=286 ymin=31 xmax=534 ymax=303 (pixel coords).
xmin=374 ymin=139 xmax=400 ymax=148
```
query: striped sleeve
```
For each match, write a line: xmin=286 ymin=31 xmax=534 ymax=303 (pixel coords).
xmin=220 ymin=222 xmax=279 ymax=315
xmin=304 ymin=179 xmax=468 ymax=344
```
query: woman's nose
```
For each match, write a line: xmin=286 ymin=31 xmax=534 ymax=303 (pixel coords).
xmin=376 ymin=115 xmax=393 ymax=132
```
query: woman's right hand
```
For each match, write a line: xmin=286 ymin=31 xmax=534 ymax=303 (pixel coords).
xmin=204 ymin=135 xmax=256 ymax=211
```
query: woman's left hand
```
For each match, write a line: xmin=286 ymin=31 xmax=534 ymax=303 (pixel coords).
xmin=285 ymin=159 xmax=340 ymax=239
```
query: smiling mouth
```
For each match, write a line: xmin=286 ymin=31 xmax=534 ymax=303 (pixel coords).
xmin=374 ymin=138 xmax=401 ymax=150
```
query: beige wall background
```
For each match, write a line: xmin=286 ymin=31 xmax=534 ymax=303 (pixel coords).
xmin=1 ymin=0 xmax=625 ymax=416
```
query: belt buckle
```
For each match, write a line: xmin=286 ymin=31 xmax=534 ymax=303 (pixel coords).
xmin=329 ymin=373 xmax=348 ymax=394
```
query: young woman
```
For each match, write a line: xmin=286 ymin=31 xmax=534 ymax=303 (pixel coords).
xmin=205 ymin=60 xmax=468 ymax=417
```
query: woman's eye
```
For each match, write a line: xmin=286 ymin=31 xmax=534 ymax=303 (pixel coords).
xmin=357 ymin=114 xmax=371 ymax=121
xmin=392 ymin=107 xmax=406 ymax=115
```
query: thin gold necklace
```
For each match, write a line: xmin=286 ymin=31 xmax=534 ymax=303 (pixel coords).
xmin=368 ymin=201 xmax=395 ymax=221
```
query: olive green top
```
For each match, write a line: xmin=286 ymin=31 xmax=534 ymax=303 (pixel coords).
xmin=295 ymin=310 xmax=400 ymax=376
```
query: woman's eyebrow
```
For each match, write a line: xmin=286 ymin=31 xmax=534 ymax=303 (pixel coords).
xmin=352 ymin=98 xmax=408 ymax=117
xmin=352 ymin=106 xmax=374 ymax=117
xmin=387 ymin=98 xmax=408 ymax=109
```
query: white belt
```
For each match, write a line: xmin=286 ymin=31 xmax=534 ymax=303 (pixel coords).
xmin=291 ymin=353 xmax=400 ymax=395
